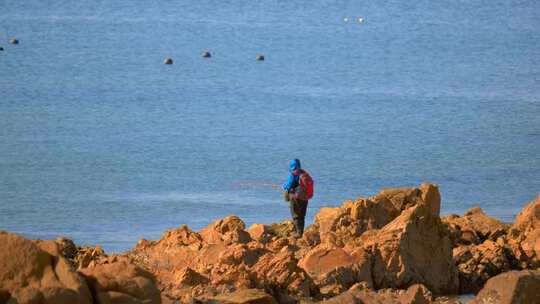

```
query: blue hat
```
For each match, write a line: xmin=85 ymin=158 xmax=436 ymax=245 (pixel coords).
xmin=289 ymin=159 xmax=301 ymax=172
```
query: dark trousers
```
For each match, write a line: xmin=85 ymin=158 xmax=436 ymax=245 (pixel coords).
xmin=289 ymin=199 xmax=308 ymax=236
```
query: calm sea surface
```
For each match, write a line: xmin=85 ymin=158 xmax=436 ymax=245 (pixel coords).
xmin=1 ymin=0 xmax=539 ymax=252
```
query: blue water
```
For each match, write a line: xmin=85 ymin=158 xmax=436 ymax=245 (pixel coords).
xmin=1 ymin=0 xmax=539 ymax=252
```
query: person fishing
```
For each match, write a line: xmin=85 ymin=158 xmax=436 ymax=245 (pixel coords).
xmin=282 ymin=159 xmax=314 ymax=238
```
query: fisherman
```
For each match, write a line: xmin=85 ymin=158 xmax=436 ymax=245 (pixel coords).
xmin=282 ymin=159 xmax=314 ymax=238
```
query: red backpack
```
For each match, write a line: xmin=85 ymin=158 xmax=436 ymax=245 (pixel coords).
xmin=299 ymin=171 xmax=314 ymax=200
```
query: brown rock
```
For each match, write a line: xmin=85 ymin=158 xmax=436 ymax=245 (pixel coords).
xmin=210 ymin=289 xmax=277 ymax=304
xmin=359 ymin=203 xmax=459 ymax=294
xmin=470 ymin=269 xmax=540 ymax=304
xmin=298 ymin=244 xmax=372 ymax=295
xmin=508 ymin=195 xmax=540 ymax=268
xmin=200 ymin=216 xmax=252 ymax=245
xmin=250 ymin=250 xmax=317 ymax=298
xmin=310 ymin=183 xmax=441 ymax=246
xmin=323 ymin=283 xmax=433 ymax=304
xmin=80 ymin=259 xmax=161 ymax=304
xmin=247 ymin=224 xmax=271 ymax=243
xmin=442 ymin=207 xmax=507 ymax=246
xmin=453 ymin=240 xmax=511 ymax=293
xmin=0 ymin=231 xmax=92 ymax=304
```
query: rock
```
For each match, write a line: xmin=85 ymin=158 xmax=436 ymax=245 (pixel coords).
xmin=163 ymin=58 xmax=173 ymax=65
xmin=0 ymin=46 xmax=4 ymax=51
xmin=323 ymin=283 xmax=433 ymax=304
xmin=79 ymin=259 xmax=161 ymax=304
xmin=442 ymin=207 xmax=507 ymax=246
xmin=310 ymin=183 xmax=441 ymax=246
xmin=201 ymin=51 xmax=212 ymax=58
xmin=507 ymin=194 xmax=540 ymax=268
xmin=250 ymin=250 xmax=317 ymax=298
xmin=470 ymin=269 xmax=540 ymax=304
xmin=0 ymin=231 xmax=92 ymax=304
xmin=9 ymin=38 xmax=18 ymax=45
xmin=200 ymin=216 xmax=252 ymax=245
xmin=210 ymin=289 xmax=277 ymax=304
xmin=298 ymin=244 xmax=372 ymax=295
xmin=247 ymin=224 xmax=271 ymax=243
xmin=358 ymin=203 xmax=459 ymax=294
xmin=453 ymin=240 xmax=511 ymax=293
xmin=256 ymin=54 xmax=265 ymax=61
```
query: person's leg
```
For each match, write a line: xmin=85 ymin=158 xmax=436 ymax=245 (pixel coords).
xmin=297 ymin=200 xmax=308 ymax=236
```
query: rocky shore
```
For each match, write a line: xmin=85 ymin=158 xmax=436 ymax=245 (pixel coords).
xmin=1 ymin=183 xmax=539 ymax=304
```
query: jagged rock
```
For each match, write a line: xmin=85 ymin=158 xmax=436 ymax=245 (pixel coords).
xmin=200 ymin=216 xmax=252 ymax=245
xmin=453 ymin=239 xmax=511 ymax=293
xmin=298 ymin=244 xmax=372 ymax=295
xmin=507 ymin=195 xmax=540 ymax=268
xmin=79 ymin=258 xmax=161 ymax=304
xmin=250 ymin=250 xmax=317 ymax=298
xmin=470 ymin=269 xmax=540 ymax=304
xmin=248 ymin=224 xmax=271 ymax=243
xmin=256 ymin=54 xmax=265 ymax=61
xmin=9 ymin=38 xmax=18 ymax=45
xmin=442 ymin=207 xmax=507 ymax=246
xmin=310 ymin=183 xmax=441 ymax=246
xmin=163 ymin=58 xmax=173 ymax=65
xmin=0 ymin=231 xmax=92 ymax=304
xmin=201 ymin=51 xmax=212 ymax=58
xmin=358 ymin=203 xmax=459 ymax=294
xmin=323 ymin=283 xmax=433 ymax=304
xmin=209 ymin=289 xmax=277 ymax=304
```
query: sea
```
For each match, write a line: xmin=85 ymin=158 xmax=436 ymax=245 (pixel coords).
xmin=1 ymin=0 xmax=539 ymax=253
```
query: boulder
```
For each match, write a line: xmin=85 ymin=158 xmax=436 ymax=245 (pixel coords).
xmin=9 ymin=38 xmax=18 ymax=45
xmin=310 ymin=183 xmax=441 ymax=246
xmin=210 ymin=289 xmax=277 ymax=304
xmin=442 ymin=207 xmax=507 ymax=246
xmin=201 ymin=50 xmax=212 ymax=58
xmin=298 ymin=244 xmax=372 ymax=295
xmin=250 ymin=250 xmax=317 ymax=298
xmin=452 ymin=239 xmax=510 ymax=293
xmin=323 ymin=283 xmax=433 ymax=304
xmin=0 ymin=231 xmax=92 ymax=304
xmin=163 ymin=58 xmax=173 ymax=65
xmin=200 ymin=216 xmax=252 ymax=245
xmin=508 ymin=195 xmax=540 ymax=268
xmin=256 ymin=54 xmax=265 ymax=61
xmin=470 ymin=269 xmax=540 ymax=304
xmin=79 ymin=259 xmax=161 ymax=304
xmin=358 ymin=203 xmax=459 ymax=294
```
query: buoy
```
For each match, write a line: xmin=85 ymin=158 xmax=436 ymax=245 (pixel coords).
xmin=358 ymin=17 xmax=364 ymax=23
xmin=256 ymin=54 xmax=265 ymax=61
xmin=343 ymin=17 xmax=349 ymax=22
xmin=9 ymin=37 xmax=19 ymax=45
xmin=163 ymin=58 xmax=173 ymax=65
xmin=201 ymin=51 xmax=211 ymax=58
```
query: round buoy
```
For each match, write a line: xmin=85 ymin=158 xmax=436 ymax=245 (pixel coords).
xmin=163 ymin=58 xmax=173 ymax=65
xmin=343 ymin=17 xmax=349 ymax=22
xmin=201 ymin=51 xmax=211 ymax=58
xmin=358 ymin=17 xmax=364 ymax=23
xmin=9 ymin=37 xmax=19 ymax=45
xmin=256 ymin=54 xmax=265 ymax=61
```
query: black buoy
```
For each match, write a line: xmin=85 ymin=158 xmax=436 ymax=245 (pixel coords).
xmin=201 ymin=50 xmax=211 ymax=58
xmin=256 ymin=54 xmax=265 ymax=61
xmin=0 ymin=46 xmax=4 ymax=51
xmin=9 ymin=37 xmax=19 ymax=45
xmin=163 ymin=58 xmax=174 ymax=65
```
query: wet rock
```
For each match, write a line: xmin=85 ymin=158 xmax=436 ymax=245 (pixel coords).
xmin=201 ymin=50 xmax=212 ymax=58
xmin=358 ymin=203 xmax=459 ymax=294
xmin=9 ymin=38 xmax=18 ymax=45
xmin=0 ymin=231 xmax=92 ymax=304
xmin=0 ymin=46 xmax=4 ymax=51
xmin=79 ymin=258 xmax=161 ymax=304
xmin=163 ymin=58 xmax=173 ymax=65
xmin=209 ymin=289 xmax=277 ymax=304
xmin=256 ymin=54 xmax=265 ymax=61
xmin=470 ymin=269 xmax=540 ymax=304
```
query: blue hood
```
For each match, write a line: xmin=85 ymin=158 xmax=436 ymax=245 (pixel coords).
xmin=289 ymin=159 xmax=301 ymax=172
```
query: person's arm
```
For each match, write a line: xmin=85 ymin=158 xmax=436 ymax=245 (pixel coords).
xmin=282 ymin=173 xmax=295 ymax=191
